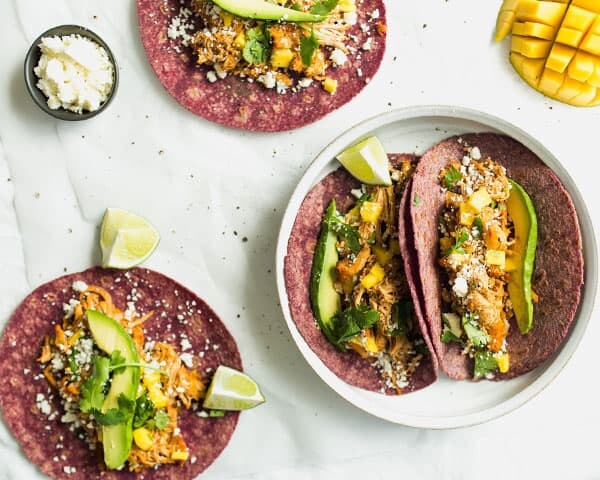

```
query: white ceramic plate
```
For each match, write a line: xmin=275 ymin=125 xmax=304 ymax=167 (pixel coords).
xmin=275 ymin=105 xmax=597 ymax=429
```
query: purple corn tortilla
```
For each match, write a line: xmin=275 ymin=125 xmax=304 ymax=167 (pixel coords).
xmin=407 ymin=133 xmax=584 ymax=380
xmin=284 ymin=155 xmax=438 ymax=394
xmin=0 ymin=267 xmax=242 ymax=479
xmin=137 ymin=0 xmax=386 ymax=132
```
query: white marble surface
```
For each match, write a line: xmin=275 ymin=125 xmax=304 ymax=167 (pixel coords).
xmin=0 ymin=0 xmax=598 ymax=479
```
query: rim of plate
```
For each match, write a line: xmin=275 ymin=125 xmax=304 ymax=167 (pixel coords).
xmin=275 ymin=105 xmax=598 ymax=429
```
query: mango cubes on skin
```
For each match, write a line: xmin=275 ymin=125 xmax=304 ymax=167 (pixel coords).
xmin=496 ymin=0 xmax=600 ymax=106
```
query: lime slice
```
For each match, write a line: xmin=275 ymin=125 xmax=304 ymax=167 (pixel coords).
xmin=336 ymin=136 xmax=392 ymax=185
xmin=203 ymin=366 xmax=265 ymax=411
xmin=100 ymin=208 xmax=160 ymax=269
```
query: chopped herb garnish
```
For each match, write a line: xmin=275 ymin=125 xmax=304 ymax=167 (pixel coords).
xmin=473 ymin=350 xmax=499 ymax=379
xmin=444 ymin=166 xmax=462 ymax=189
xmin=327 ymin=213 xmax=361 ymax=255
xmin=132 ymin=392 xmax=155 ymax=429
xmin=152 ymin=409 xmax=170 ymax=430
xmin=412 ymin=194 xmax=421 ymax=206
xmin=243 ymin=26 xmax=271 ymax=65
xmin=329 ymin=305 xmax=379 ymax=350
xmin=441 ymin=329 xmax=463 ymax=344
xmin=443 ymin=228 xmax=469 ymax=255
xmin=472 ymin=217 xmax=483 ymax=237
xmin=390 ymin=301 xmax=413 ymax=337
xmin=462 ymin=313 xmax=489 ymax=347
xmin=290 ymin=2 xmax=302 ymax=10
xmin=300 ymin=29 xmax=319 ymax=67
xmin=90 ymin=394 xmax=135 ymax=426
xmin=356 ymin=192 xmax=372 ymax=206
xmin=309 ymin=0 xmax=338 ymax=15
xmin=209 ymin=409 xmax=226 ymax=417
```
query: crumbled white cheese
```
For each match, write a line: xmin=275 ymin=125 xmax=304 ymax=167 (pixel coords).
xmin=330 ymin=48 xmax=348 ymax=67
xmin=362 ymin=38 xmax=373 ymax=51
xmin=36 ymin=393 xmax=52 ymax=415
xmin=297 ymin=77 xmax=313 ymax=88
xmin=453 ymin=277 xmax=469 ymax=298
xmin=180 ymin=353 xmax=194 ymax=368
xmin=214 ymin=63 xmax=228 ymax=79
xmin=258 ymin=72 xmax=276 ymax=89
xmin=344 ymin=12 xmax=358 ymax=25
xmin=470 ymin=146 xmax=481 ymax=160
xmin=276 ymin=80 xmax=288 ymax=94
xmin=206 ymin=70 xmax=218 ymax=83
xmin=34 ymin=35 xmax=114 ymax=114
xmin=72 ymin=280 xmax=88 ymax=292
xmin=370 ymin=9 xmax=380 ymax=20
xmin=167 ymin=6 xmax=196 ymax=46
xmin=62 ymin=298 xmax=80 ymax=319
xmin=180 ymin=338 xmax=192 ymax=352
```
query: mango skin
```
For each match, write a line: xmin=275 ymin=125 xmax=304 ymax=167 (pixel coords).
xmin=496 ymin=0 xmax=600 ymax=106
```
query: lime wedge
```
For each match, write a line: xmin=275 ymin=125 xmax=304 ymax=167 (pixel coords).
xmin=100 ymin=208 xmax=160 ymax=269
xmin=203 ymin=366 xmax=265 ymax=411
xmin=336 ymin=136 xmax=392 ymax=185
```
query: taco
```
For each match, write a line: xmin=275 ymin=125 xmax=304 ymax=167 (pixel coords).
xmin=284 ymin=154 xmax=438 ymax=394
xmin=0 ymin=267 xmax=242 ymax=478
xmin=404 ymin=133 xmax=584 ymax=380
xmin=137 ymin=0 xmax=386 ymax=132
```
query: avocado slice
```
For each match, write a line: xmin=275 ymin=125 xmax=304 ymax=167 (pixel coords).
xmin=506 ymin=179 xmax=538 ymax=334
xmin=309 ymin=200 xmax=342 ymax=343
xmin=87 ymin=310 xmax=140 ymax=470
xmin=211 ymin=0 xmax=326 ymax=22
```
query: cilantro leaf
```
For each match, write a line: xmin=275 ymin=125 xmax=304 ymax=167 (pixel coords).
xmin=309 ymin=0 xmax=338 ymax=15
xmin=209 ymin=409 xmax=226 ymax=417
xmin=440 ymin=328 xmax=463 ymax=344
xmin=355 ymin=192 xmax=372 ymax=207
xmin=472 ymin=217 xmax=483 ymax=237
xmin=473 ymin=351 xmax=499 ymax=379
xmin=444 ymin=166 xmax=462 ymax=189
xmin=243 ymin=26 xmax=271 ymax=65
xmin=146 ymin=409 xmax=170 ymax=430
xmin=412 ymin=194 xmax=421 ymax=206
xmin=389 ymin=301 xmax=413 ymax=337
xmin=132 ymin=392 xmax=155 ymax=429
xmin=79 ymin=356 xmax=110 ymax=413
xmin=109 ymin=350 xmax=126 ymax=368
xmin=90 ymin=394 xmax=135 ymax=426
xmin=328 ymin=305 xmax=379 ymax=349
xmin=462 ymin=314 xmax=489 ymax=348
xmin=290 ymin=2 xmax=302 ymax=10
xmin=443 ymin=229 xmax=469 ymax=255
xmin=300 ymin=30 xmax=319 ymax=67
xmin=327 ymin=214 xmax=361 ymax=255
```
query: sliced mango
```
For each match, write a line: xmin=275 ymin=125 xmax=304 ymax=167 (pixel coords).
xmin=556 ymin=27 xmax=585 ymax=47
xmin=512 ymin=35 xmax=552 ymax=58
xmin=546 ymin=43 xmax=576 ymax=72
xmin=516 ymin=1 xmax=568 ymax=26
xmin=498 ymin=0 xmax=600 ymax=106
xmin=512 ymin=21 xmax=556 ymax=39
xmin=568 ymin=51 xmax=595 ymax=81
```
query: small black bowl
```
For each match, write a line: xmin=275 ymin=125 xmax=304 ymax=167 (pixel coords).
xmin=24 ymin=25 xmax=119 ymax=121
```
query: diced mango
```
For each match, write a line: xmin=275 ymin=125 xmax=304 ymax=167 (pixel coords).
xmin=270 ymin=48 xmax=294 ymax=68
xmin=511 ymin=35 xmax=552 ymax=58
xmin=148 ymin=386 xmax=169 ymax=408
xmin=568 ymin=51 xmax=595 ymax=81
xmin=516 ymin=1 xmax=568 ymax=26
xmin=373 ymin=245 xmax=394 ymax=266
xmin=571 ymin=0 xmax=600 ymax=13
xmin=538 ymin=67 xmax=565 ymax=94
xmin=485 ymin=249 xmax=506 ymax=268
xmin=580 ymin=33 xmax=600 ymax=55
xmin=360 ymin=263 xmax=385 ymax=289
xmin=143 ymin=371 xmax=161 ymax=388
xmin=562 ymin=5 xmax=597 ymax=31
xmin=556 ymin=27 xmax=584 ymax=47
xmin=513 ymin=55 xmax=545 ymax=86
xmin=360 ymin=201 xmax=383 ymax=223
xmin=322 ymin=77 xmax=338 ymax=94
xmin=363 ymin=329 xmax=380 ymax=353
xmin=338 ymin=0 xmax=356 ymax=13
xmin=512 ymin=21 xmax=556 ymax=39
xmin=234 ymin=31 xmax=246 ymax=49
xmin=219 ymin=11 xmax=234 ymax=27
xmin=133 ymin=428 xmax=154 ymax=451
xmin=590 ymin=16 xmax=600 ymax=35
xmin=467 ymin=188 xmax=492 ymax=212
xmin=459 ymin=202 xmax=475 ymax=226
xmin=590 ymin=90 xmax=600 ymax=105
xmin=496 ymin=353 xmax=510 ymax=373
xmin=510 ymin=51 xmax=527 ymax=72
xmin=545 ymin=43 xmax=576 ymax=72
xmin=171 ymin=450 xmax=189 ymax=461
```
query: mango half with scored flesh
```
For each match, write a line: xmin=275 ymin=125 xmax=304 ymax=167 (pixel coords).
xmin=496 ymin=0 xmax=600 ymax=106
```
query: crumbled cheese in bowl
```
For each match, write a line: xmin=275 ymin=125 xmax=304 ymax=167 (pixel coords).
xmin=33 ymin=34 xmax=115 ymax=114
